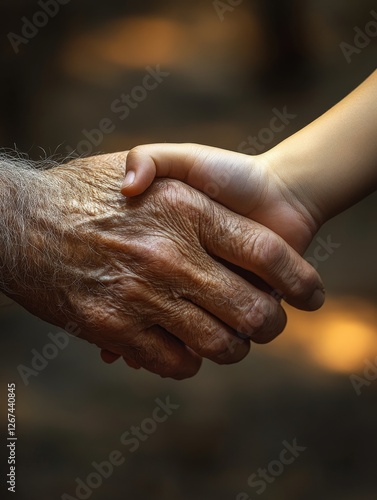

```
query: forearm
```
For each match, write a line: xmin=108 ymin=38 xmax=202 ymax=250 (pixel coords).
xmin=0 ymin=156 xmax=41 ymax=294
xmin=0 ymin=153 xmax=129 ymax=323
xmin=265 ymin=70 xmax=377 ymax=225
xmin=0 ymin=155 xmax=78 ymax=299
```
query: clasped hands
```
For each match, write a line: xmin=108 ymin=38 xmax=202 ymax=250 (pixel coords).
xmin=8 ymin=73 xmax=377 ymax=379
xmin=8 ymin=149 xmax=324 ymax=380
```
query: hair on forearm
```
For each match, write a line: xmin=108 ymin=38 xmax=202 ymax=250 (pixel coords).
xmin=0 ymin=150 xmax=127 ymax=301
xmin=0 ymin=152 xmax=78 ymax=295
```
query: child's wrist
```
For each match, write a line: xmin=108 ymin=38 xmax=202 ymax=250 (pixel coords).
xmin=261 ymin=146 xmax=326 ymax=233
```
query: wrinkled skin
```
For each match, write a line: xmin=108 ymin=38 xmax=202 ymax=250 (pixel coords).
xmin=5 ymin=153 xmax=324 ymax=379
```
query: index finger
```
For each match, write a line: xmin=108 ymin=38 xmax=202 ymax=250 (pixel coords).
xmin=200 ymin=200 xmax=326 ymax=312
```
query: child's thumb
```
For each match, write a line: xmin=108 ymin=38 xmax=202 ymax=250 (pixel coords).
xmin=121 ymin=170 xmax=136 ymax=195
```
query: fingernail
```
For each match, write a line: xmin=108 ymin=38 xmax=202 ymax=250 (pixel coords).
xmin=308 ymin=288 xmax=325 ymax=310
xmin=122 ymin=170 xmax=135 ymax=189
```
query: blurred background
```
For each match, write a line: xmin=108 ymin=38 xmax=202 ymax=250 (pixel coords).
xmin=1 ymin=0 xmax=377 ymax=499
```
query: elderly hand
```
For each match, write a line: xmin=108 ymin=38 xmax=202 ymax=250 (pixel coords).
xmin=0 ymin=152 xmax=324 ymax=379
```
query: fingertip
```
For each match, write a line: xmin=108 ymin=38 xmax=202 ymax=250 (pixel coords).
xmin=306 ymin=288 xmax=326 ymax=311
xmin=101 ymin=350 xmax=121 ymax=364
xmin=121 ymin=170 xmax=156 ymax=197
xmin=121 ymin=170 xmax=136 ymax=196
xmin=122 ymin=357 xmax=142 ymax=370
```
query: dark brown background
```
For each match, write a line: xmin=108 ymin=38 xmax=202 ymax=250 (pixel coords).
xmin=1 ymin=1 xmax=376 ymax=499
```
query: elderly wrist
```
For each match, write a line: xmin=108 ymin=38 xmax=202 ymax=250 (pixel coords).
xmin=0 ymin=158 xmax=58 ymax=294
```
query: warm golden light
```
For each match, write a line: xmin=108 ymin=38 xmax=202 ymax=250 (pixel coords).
xmin=85 ymin=17 xmax=183 ymax=68
xmin=58 ymin=11 xmax=260 ymax=83
xmin=307 ymin=317 xmax=376 ymax=372
xmin=270 ymin=297 xmax=377 ymax=374
xmin=58 ymin=17 xmax=179 ymax=82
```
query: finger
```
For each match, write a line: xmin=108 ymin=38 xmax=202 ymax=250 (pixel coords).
xmin=121 ymin=146 xmax=159 ymax=196
xmin=100 ymin=349 xmax=142 ymax=370
xmin=88 ymin=319 xmax=201 ymax=380
xmin=121 ymin=144 xmax=254 ymax=210
xmin=122 ymin=357 xmax=142 ymax=370
xmin=155 ymin=298 xmax=251 ymax=364
xmin=118 ymin=326 xmax=203 ymax=380
xmin=200 ymin=203 xmax=325 ymax=312
xmin=122 ymin=147 xmax=157 ymax=196
xmin=84 ymin=320 xmax=201 ymax=379
xmin=100 ymin=349 xmax=121 ymax=364
xmin=180 ymin=253 xmax=287 ymax=344
xmin=123 ymin=143 xmax=206 ymax=196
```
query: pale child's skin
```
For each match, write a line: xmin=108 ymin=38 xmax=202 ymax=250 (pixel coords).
xmin=121 ymin=70 xmax=377 ymax=255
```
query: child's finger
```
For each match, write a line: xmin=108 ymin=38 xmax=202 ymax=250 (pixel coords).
xmin=122 ymin=144 xmax=197 ymax=198
xmin=121 ymin=144 xmax=259 ymax=215
xmin=121 ymin=150 xmax=157 ymax=196
xmin=122 ymin=143 xmax=198 ymax=197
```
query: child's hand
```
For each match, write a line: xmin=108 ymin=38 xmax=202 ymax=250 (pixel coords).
xmin=121 ymin=143 xmax=318 ymax=254
xmin=121 ymin=72 xmax=377 ymax=256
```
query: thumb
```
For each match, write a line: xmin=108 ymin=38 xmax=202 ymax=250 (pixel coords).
xmin=121 ymin=143 xmax=200 ymax=197
xmin=120 ymin=144 xmax=257 ymax=213
xmin=121 ymin=147 xmax=157 ymax=196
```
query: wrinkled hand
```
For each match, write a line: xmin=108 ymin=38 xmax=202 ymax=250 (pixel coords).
xmin=5 ymin=153 xmax=324 ymax=379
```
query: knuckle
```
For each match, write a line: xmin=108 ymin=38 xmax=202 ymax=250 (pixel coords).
xmin=249 ymin=230 xmax=286 ymax=269
xmin=151 ymin=178 xmax=192 ymax=206
xmin=237 ymin=296 xmax=284 ymax=338
xmin=130 ymin=236 xmax=182 ymax=275
xmin=237 ymin=298 xmax=266 ymax=336
xmin=253 ymin=302 xmax=287 ymax=342
xmin=153 ymin=178 xmax=211 ymax=222
xmin=142 ymin=179 xmax=205 ymax=236
xmin=126 ymin=146 xmax=142 ymax=164
xmin=216 ymin=337 xmax=250 ymax=365
xmin=130 ymin=333 xmax=198 ymax=380
xmin=128 ymin=178 xmax=192 ymax=221
xmin=286 ymin=263 xmax=319 ymax=299
xmin=198 ymin=328 xmax=230 ymax=359
xmin=128 ymin=145 xmax=145 ymax=157
xmin=199 ymin=329 xmax=240 ymax=361
xmin=248 ymin=230 xmax=319 ymax=301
